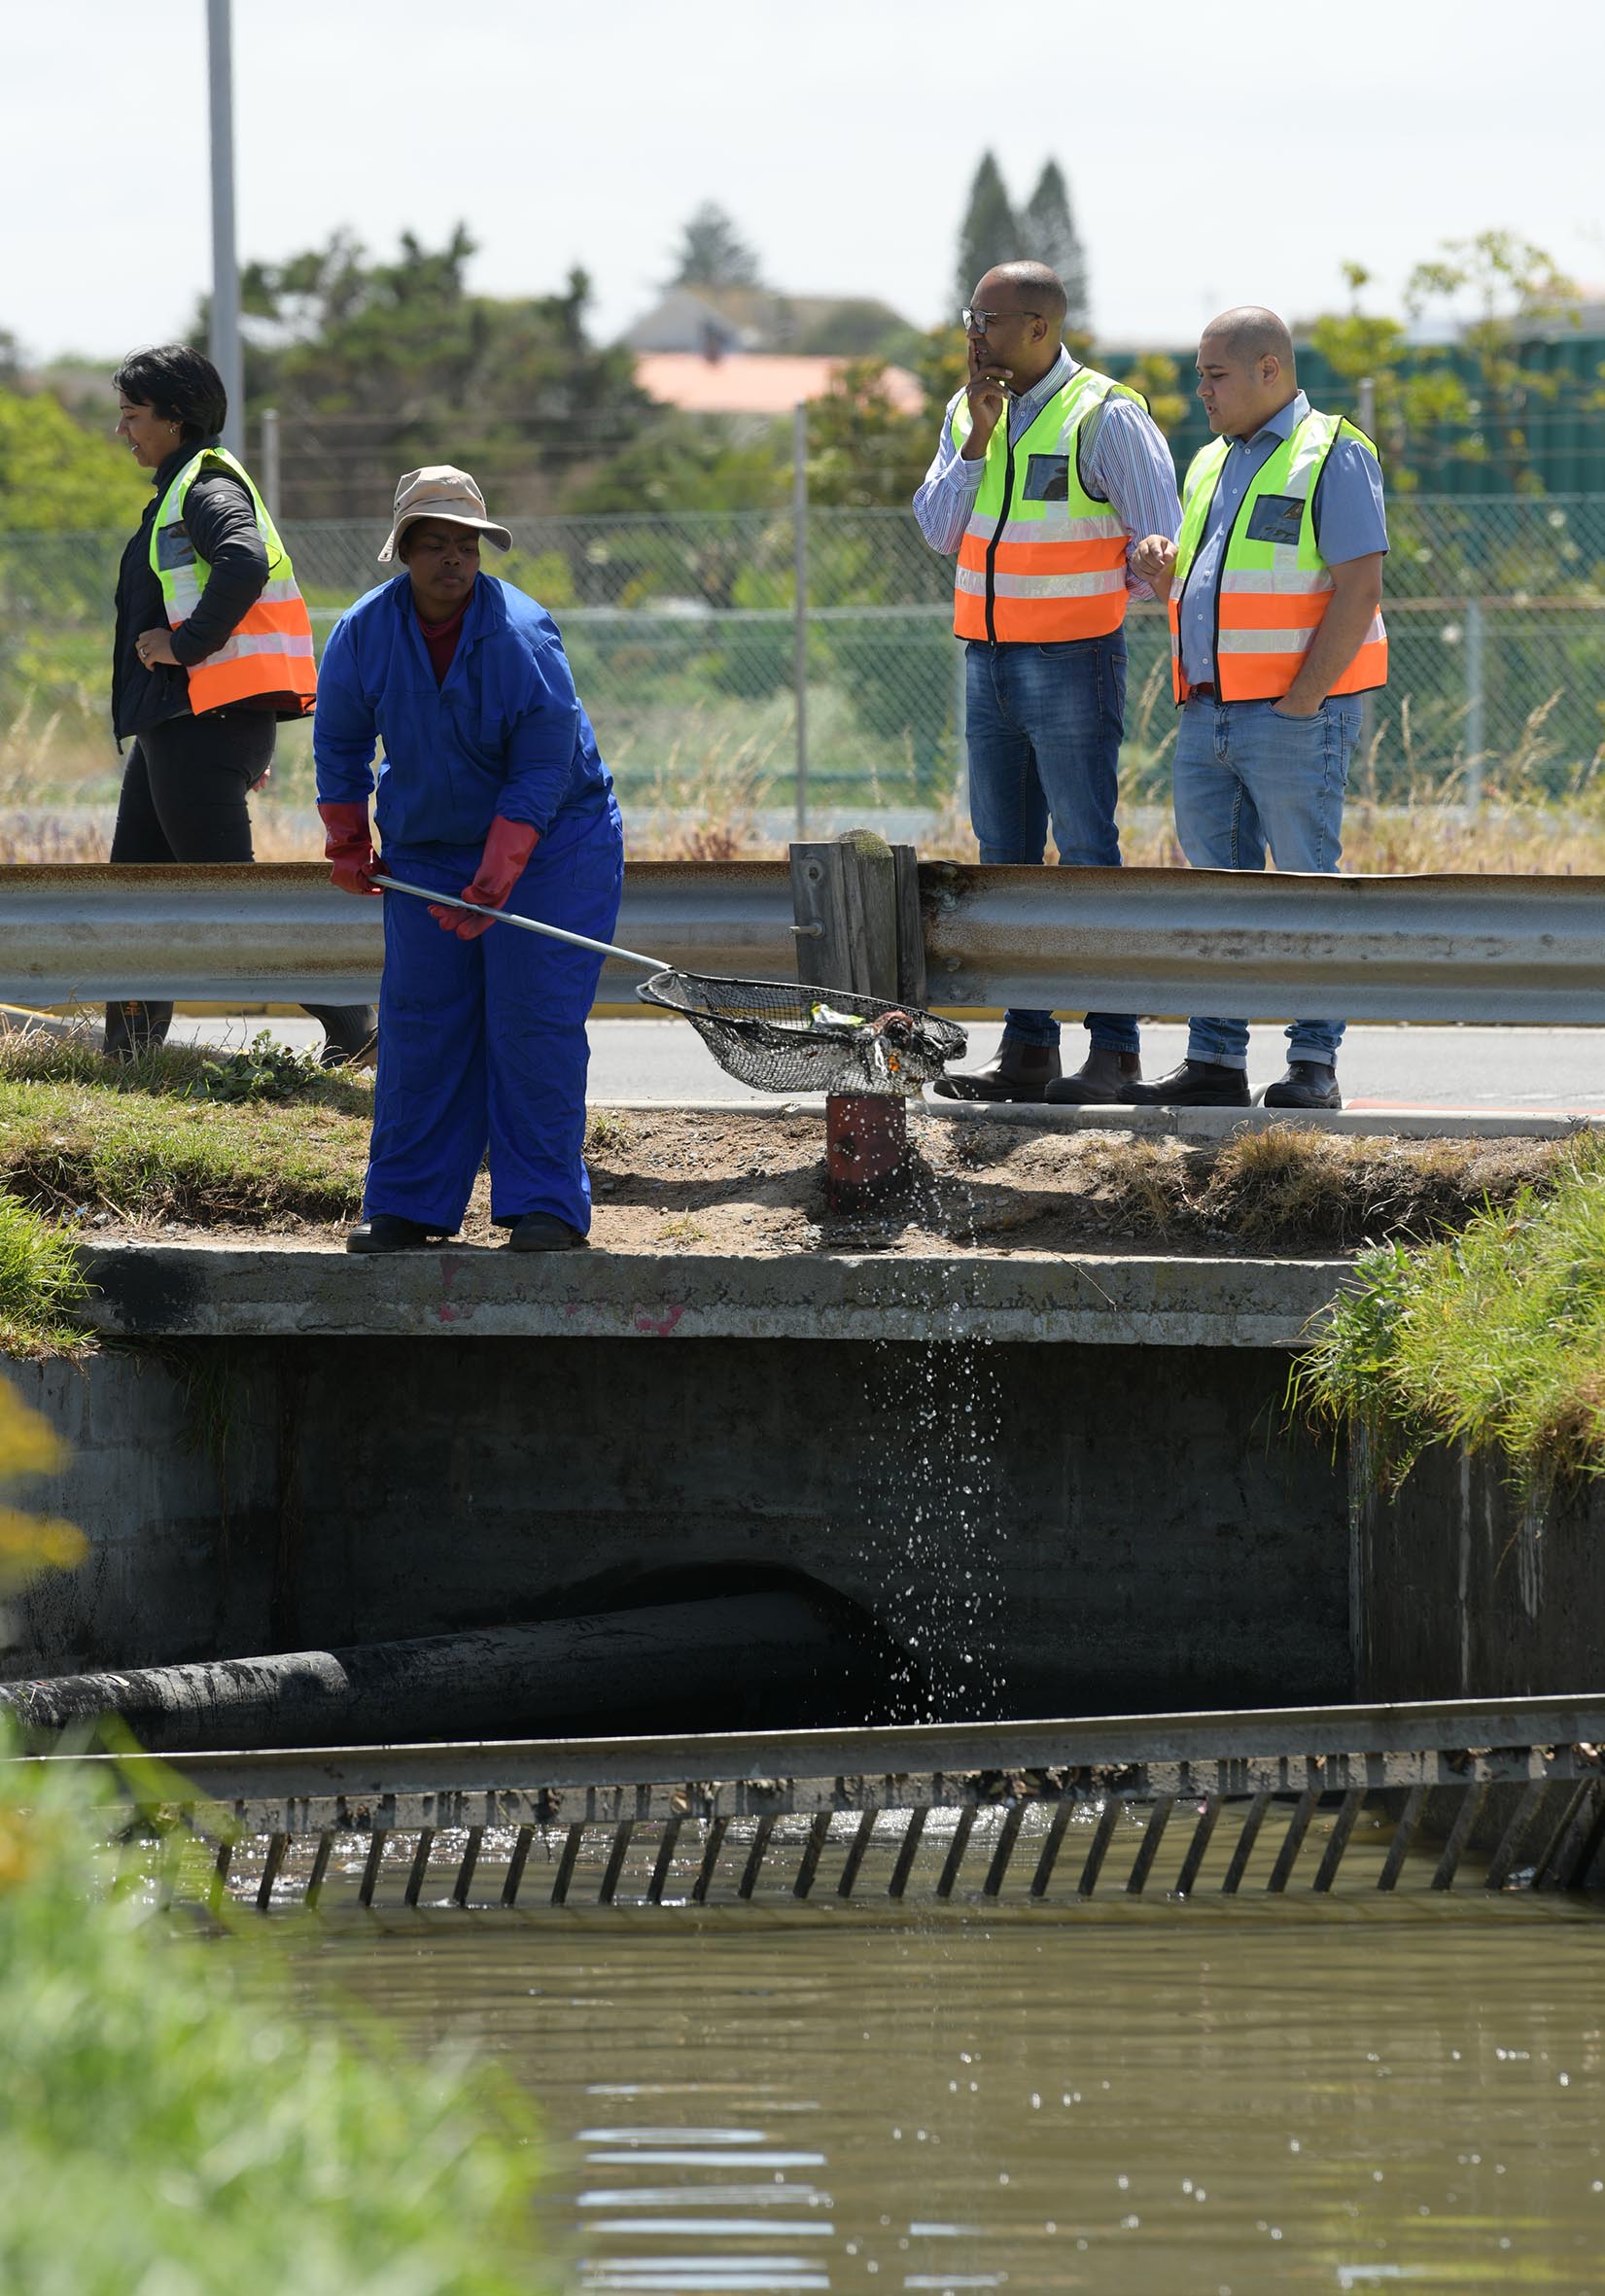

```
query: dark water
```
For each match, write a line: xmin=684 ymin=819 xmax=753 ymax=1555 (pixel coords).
xmin=306 ymin=1891 xmax=1605 ymax=2292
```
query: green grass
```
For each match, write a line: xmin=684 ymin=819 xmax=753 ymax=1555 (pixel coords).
xmin=0 ymin=1195 xmax=92 ymax=1355
xmin=1291 ymin=1145 xmax=1605 ymax=1492
xmin=0 ymin=1033 xmax=369 ymax=1232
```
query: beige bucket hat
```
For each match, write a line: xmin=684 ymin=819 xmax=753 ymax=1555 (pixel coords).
xmin=378 ymin=465 xmax=513 ymax=563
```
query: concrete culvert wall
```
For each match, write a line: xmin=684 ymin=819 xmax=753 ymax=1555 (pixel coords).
xmin=6 ymin=1330 xmax=1351 ymax=1720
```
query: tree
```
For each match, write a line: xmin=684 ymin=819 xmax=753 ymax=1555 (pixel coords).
xmin=224 ymin=227 xmax=651 ymax=517
xmin=670 ymin=203 xmax=763 ymax=291
xmin=807 ymin=361 xmax=932 ymax=511
xmin=0 ymin=386 xmax=144 ymax=532
xmin=1406 ymin=231 xmax=1585 ymax=494
xmin=954 ymin=153 xmax=1019 ymax=308
xmin=1110 ymin=352 xmax=1190 ymax=437
xmin=1020 ymin=161 xmax=1089 ymax=332
xmin=1308 ymin=261 xmax=1464 ymax=492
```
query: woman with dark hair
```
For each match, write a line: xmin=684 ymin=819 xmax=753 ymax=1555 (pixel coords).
xmin=107 ymin=342 xmax=374 ymax=1062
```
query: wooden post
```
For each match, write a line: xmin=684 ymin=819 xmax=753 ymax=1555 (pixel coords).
xmin=788 ymin=830 xmax=924 ymax=1212
xmin=789 ymin=829 xmax=925 ymax=1005
xmin=789 ymin=829 xmax=897 ymax=998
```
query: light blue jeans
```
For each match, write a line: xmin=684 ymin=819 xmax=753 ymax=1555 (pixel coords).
xmin=1172 ymin=695 xmax=1361 ymax=1070
xmin=965 ymin=634 xmax=1138 ymax=1054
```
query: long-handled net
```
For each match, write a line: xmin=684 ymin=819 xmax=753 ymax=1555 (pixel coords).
xmin=375 ymin=876 xmax=967 ymax=1096
xmin=637 ymin=971 xmax=965 ymax=1096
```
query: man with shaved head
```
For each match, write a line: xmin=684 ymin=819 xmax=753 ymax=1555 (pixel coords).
xmin=1120 ymin=305 xmax=1388 ymax=1110
xmin=914 ymin=261 xmax=1180 ymax=1103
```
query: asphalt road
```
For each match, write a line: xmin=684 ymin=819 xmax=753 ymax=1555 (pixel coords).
xmin=170 ymin=1015 xmax=1605 ymax=1114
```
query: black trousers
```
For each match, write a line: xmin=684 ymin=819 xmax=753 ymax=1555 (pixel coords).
xmin=106 ymin=711 xmax=375 ymax=1058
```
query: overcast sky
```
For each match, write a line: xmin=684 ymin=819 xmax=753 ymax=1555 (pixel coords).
xmin=6 ymin=0 xmax=1601 ymax=376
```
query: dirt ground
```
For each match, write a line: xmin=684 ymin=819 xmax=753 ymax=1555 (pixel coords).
xmin=127 ymin=1105 xmax=1568 ymax=1262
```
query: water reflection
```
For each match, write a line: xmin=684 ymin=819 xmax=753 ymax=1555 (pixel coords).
xmin=306 ymin=1898 xmax=1605 ymax=2291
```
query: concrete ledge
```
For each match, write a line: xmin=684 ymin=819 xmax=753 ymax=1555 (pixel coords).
xmin=919 ymin=1096 xmax=1597 ymax=1142
xmin=81 ymin=1240 xmax=1348 ymax=1348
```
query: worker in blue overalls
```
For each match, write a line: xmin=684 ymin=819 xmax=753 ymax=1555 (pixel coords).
xmin=314 ymin=465 xmax=624 ymax=1254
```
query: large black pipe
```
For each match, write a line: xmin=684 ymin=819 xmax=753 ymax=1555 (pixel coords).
xmin=0 ymin=1591 xmax=872 ymax=1753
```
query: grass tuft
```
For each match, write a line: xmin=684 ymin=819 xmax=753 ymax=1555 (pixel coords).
xmin=1291 ymin=1147 xmax=1605 ymax=1491
xmin=0 ymin=1196 xmax=93 ymax=1357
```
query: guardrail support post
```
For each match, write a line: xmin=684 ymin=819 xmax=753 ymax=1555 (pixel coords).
xmin=789 ymin=831 xmax=923 ymax=1212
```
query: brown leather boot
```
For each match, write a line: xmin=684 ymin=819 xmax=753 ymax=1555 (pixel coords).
xmin=931 ymin=1039 xmax=1061 ymax=1103
xmin=1044 ymin=1048 xmax=1142 ymax=1106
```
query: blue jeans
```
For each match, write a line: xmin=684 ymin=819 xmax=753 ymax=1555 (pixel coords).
xmin=1172 ymin=696 xmax=1360 ymax=1070
xmin=964 ymin=634 xmax=1138 ymax=1054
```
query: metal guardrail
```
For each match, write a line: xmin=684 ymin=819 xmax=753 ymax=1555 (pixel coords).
xmin=0 ymin=860 xmax=793 ymax=1010
xmin=924 ymin=862 xmax=1605 ymax=1025
xmin=27 ymin=1696 xmax=1605 ymax=1910
xmin=4 ymin=859 xmax=1605 ymax=1024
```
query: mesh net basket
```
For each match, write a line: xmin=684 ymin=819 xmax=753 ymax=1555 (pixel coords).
xmin=636 ymin=971 xmax=966 ymax=1096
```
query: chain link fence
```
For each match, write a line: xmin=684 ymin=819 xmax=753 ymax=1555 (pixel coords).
xmin=3 ymin=500 xmax=1602 ymax=826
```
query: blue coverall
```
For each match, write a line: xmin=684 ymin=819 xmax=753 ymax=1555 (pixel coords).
xmin=313 ymin=573 xmax=624 ymax=1235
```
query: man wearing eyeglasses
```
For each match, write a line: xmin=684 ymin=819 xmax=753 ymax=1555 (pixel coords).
xmin=914 ymin=261 xmax=1180 ymax=1103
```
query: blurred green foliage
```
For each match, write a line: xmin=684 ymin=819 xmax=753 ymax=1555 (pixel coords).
xmin=0 ymin=1375 xmax=549 ymax=2294
xmin=0 ymin=388 xmax=143 ymax=533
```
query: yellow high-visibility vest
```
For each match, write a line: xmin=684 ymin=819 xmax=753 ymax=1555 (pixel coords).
xmin=151 ymin=445 xmax=316 ymax=715
xmin=951 ymin=365 xmax=1144 ymax=644
xmin=1169 ymin=408 xmax=1387 ymax=703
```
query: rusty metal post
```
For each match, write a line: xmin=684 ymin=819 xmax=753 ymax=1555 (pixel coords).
xmin=825 ymin=1091 xmax=908 ymax=1212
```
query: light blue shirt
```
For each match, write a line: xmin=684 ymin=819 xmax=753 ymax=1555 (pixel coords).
xmin=913 ymin=348 xmax=1180 ymax=600
xmin=1177 ymin=389 xmax=1388 ymax=689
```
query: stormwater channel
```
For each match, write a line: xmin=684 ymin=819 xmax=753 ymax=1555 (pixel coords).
xmin=295 ymin=1882 xmax=1605 ymax=2292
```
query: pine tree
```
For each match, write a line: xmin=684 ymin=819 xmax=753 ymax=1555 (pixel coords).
xmin=954 ymin=154 xmax=1020 ymax=310
xmin=670 ymin=203 xmax=763 ymax=291
xmin=1021 ymin=160 xmax=1090 ymax=332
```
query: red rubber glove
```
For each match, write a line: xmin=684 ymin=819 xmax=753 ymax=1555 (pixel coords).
xmin=318 ymin=801 xmax=383 ymax=897
xmin=430 ymin=815 xmax=540 ymax=940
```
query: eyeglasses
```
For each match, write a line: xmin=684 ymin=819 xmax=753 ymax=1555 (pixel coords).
xmin=962 ymin=307 xmax=1041 ymax=331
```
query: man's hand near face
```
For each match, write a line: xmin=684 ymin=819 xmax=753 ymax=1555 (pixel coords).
xmin=960 ymin=337 xmax=1014 ymax=460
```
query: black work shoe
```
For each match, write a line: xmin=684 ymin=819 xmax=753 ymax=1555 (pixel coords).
xmin=309 ymin=1003 xmax=378 ymax=1069
xmin=1044 ymin=1049 xmax=1142 ymax=1106
xmin=931 ymin=1041 xmax=1061 ymax=1103
xmin=1118 ymin=1059 xmax=1251 ymax=1108
xmin=506 ymin=1213 xmax=587 ymax=1252
xmin=345 ymin=1214 xmax=455 ymax=1254
xmin=1261 ymin=1061 xmax=1343 ymax=1111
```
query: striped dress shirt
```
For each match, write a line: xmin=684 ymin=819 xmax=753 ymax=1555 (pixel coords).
xmin=912 ymin=347 xmax=1181 ymax=603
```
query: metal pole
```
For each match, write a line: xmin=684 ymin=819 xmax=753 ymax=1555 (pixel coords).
xmin=260 ymin=407 xmax=281 ymax=522
xmin=1463 ymin=596 xmax=1485 ymax=817
xmin=1356 ymin=374 xmax=1376 ymax=438
xmin=206 ymin=0 xmax=244 ymax=456
xmin=792 ymin=399 xmax=808 ymax=839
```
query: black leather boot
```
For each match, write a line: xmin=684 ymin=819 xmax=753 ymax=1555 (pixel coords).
xmin=1118 ymin=1059 xmax=1250 ymax=1108
xmin=1044 ymin=1048 xmax=1142 ymax=1106
xmin=506 ymin=1213 xmax=586 ymax=1252
xmin=1262 ymin=1061 xmax=1343 ymax=1110
xmin=103 ymin=1000 xmax=175 ymax=1061
xmin=307 ymin=1003 xmax=378 ymax=1069
xmin=345 ymin=1214 xmax=455 ymax=1254
xmin=931 ymin=1039 xmax=1061 ymax=1103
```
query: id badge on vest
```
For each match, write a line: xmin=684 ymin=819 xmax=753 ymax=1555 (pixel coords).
xmin=1244 ymin=493 xmax=1305 ymax=548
